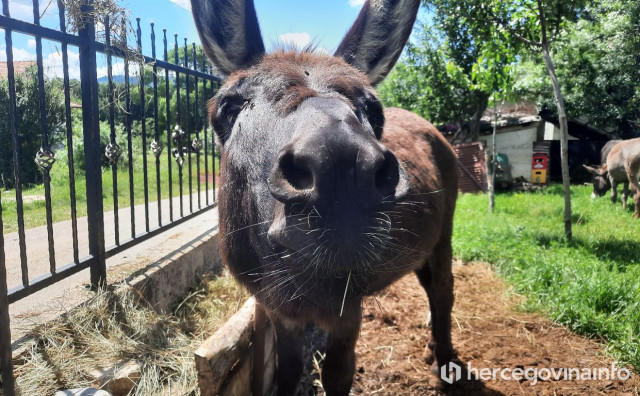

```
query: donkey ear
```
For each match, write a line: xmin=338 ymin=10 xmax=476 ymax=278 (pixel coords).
xmin=583 ymin=164 xmax=604 ymax=175
xmin=190 ymin=0 xmax=265 ymax=75
xmin=335 ymin=0 xmax=420 ymax=85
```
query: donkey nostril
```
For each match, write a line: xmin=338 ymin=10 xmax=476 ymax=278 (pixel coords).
xmin=280 ymin=152 xmax=314 ymax=191
xmin=374 ymin=152 xmax=400 ymax=197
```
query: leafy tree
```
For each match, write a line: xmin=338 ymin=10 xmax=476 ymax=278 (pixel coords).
xmin=380 ymin=7 xmax=515 ymax=210
xmin=378 ymin=22 xmax=491 ymax=140
xmin=0 ymin=66 xmax=65 ymax=188
xmin=379 ymin=9 xmax=517 ymax=142
xmin=513 ymin=0 xmax=640 ymax=137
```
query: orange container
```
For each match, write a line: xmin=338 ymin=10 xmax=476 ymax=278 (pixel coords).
xmin=532 ymin=169 xmax=547 ymax=184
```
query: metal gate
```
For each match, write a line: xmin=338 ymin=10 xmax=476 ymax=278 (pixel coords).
xmin=0 ymin=1 xmax=220 ymax=393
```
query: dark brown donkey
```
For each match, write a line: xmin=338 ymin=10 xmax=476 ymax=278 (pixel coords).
xmin=190 ymin=0 xmax=458 ymax=394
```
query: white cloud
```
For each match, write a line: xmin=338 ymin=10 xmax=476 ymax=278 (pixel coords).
xmin=8 ymin=1 xmax=32 ymax=21
xmin=0 ymin=46 xmax=81 ymax=80
xmin=0 ymin=47 xmax=36 ymax=62
xmin=43 ymin=48 xmax=81 ymax=80
xmin=27 ymin=39 xmax=36 ymax=48
xmin=348 ymin=0 xmax=366 ymax=7
xmin=169 ymin=0 xmax=191 ymax=11
xmin=278 ymin=32 xmax=311 ymax=49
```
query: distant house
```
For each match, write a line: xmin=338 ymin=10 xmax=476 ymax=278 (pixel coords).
xmin=0 ymin=61 xmax=37 ymax=78
xmin=478 ymin=103 xmax=610 ymax=183
xmin=446 ymin=102 xmax=611 ymax=191
xmin=477 ymin=103 xmax=547 ymax=181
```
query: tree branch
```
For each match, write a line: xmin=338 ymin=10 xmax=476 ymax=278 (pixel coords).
xmin=548 ymin=5 xmax=563 ymax=44
xmin=486 ymin=7 xmax=542 ymax=48
xmin=537 ymin=0 xmax=548 ymax=44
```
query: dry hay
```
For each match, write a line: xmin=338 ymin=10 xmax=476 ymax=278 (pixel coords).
xmin=8 ymin=271 xmax=248 ymax=396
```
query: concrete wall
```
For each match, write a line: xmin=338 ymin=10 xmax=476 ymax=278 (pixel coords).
xmin=480 ymin=127 xmax=537 ymax=180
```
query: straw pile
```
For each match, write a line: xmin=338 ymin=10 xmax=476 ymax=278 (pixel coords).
xmin=9 ymin=271 xmax=247 ymax=396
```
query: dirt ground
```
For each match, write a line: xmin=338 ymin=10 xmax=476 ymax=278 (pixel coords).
xmin=347 ymin=262 xmax=639 ymax=396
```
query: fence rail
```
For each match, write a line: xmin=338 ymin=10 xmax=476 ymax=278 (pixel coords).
xmin=0 ymin=1 xmax=220 ymax=393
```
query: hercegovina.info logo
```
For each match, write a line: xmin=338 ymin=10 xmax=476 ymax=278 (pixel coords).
xmin=440 ymin=361 xmax=631 ymax=386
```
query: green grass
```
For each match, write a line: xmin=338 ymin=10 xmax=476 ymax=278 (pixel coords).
xmin=1 ymin=153 xmax=220 ymax=234
xmin=454 ymin=184 xmax=640 ymax=369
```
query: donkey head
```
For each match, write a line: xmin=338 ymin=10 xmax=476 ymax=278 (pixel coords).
xmin=191 ymin=0 xmax=420 ymax=313
xmin=583 ymin=164 xmax=611 ymax=197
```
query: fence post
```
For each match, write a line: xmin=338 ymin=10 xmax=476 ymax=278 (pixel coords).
xmin=78 ymin=0 xmax=107 ymax=288
xmin=0 ymin=190 xmax=15 ymax=395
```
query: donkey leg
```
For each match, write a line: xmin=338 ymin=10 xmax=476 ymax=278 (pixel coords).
xmin=274 ymin=318 xmax=305 ymax=396
xmin=610 ymin=180 xmax=619 ymax=204
xmin=628 ymin=178 xmax=640 ymax=218
xmin=415 ymin=237 xmax=454 ymax=373
xmin=321 ymin=303 xmax=362 ymax=396
xmin=622 ymin=182 xmax=629 ymax=209
xmin=625 ymin=164 xmax=640 ymax=218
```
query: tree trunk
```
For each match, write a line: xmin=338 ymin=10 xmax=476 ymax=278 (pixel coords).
xmin=542 ymin=43 xmax=572 ymax=240
xmin=469 ymin=92 xmax=489 ymax=141
xmin=488 ymin=96 xmax=497 ymax=212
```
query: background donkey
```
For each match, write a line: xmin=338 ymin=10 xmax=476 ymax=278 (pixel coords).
xmin=583 ymin=140 xmax=621 ymax=199
xmin=584 ymin=138 xmax=640 ymax=217
xmin=190 ymin=0 xmax=458 ymax=394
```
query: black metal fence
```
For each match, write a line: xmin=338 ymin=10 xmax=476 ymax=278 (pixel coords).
xmin=0 ymin=1 xmax=220 ymax=393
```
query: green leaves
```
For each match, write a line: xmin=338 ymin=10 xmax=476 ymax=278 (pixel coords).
xmin=514 ymin=0 xmax=640 ymax=136
xmin=378 ymin=15 xmax=511 ymax=136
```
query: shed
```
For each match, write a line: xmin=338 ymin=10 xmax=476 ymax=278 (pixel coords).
xmin=474 ymin=103 xmax=609 ymax=183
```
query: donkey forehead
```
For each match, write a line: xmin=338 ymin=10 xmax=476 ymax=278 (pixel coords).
xmin=220 ymin=51 xmax=374 ymax=113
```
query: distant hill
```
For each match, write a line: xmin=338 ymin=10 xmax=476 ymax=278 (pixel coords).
xmin=97 ymin=75 xmax=139 ymax=84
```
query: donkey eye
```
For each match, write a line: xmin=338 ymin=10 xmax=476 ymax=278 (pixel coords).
xmin=212 ymin=96 xmax=249 ymax=144
xmin=219 ymin=97 xmax=247 ymax=124
xmin=362 ymin=98 xmax=384 ymax=139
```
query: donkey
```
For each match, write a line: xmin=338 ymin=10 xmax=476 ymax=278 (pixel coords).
xmin=190 ymin=1 xmax=458 ymax=394
xmin=601 ymin=140 xmax=622 ymax=165
xmin=583 ymin=140 xmax=621 ymax=199
xmin=584 ymin=138 xmax=640 ymax=217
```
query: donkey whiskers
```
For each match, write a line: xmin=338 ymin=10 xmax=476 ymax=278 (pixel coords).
xmin=339 ymin=271 xmax=351 ymax=317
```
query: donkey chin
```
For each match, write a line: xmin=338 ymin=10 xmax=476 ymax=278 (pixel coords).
xmin=265 ymin=201 xmax=417 ymax=298
xmin=263 ymin=203 xmax=415 ymax=320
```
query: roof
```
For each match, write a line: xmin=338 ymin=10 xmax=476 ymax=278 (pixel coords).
xmin=0 ymin=61 xmax=37 ymax=78
xmin=480 ymin=101 xmax=542 ymax=132
xmin=483 ymin=102 xmax=539 ymax=120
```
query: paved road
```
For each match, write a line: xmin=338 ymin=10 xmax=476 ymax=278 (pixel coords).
xmin=3 ymin=190 xmax=216 ymax=290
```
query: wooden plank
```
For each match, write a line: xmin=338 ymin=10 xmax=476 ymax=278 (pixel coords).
xmin=456 ymin=157 xmax=486 ymax=193
xmin=262 ymin=322 xmax=276 ymax=395
xmin=195 ymin=297 xmax=255 ymax=396
xmin=454 ymin=142 xmax=488 ymax=193
xmin=219 ymin=353 xmax=252 ymax=396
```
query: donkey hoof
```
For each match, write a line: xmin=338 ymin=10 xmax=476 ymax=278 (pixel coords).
xmin=423 ymin=340 xmax=436 ymax=364
xmin=423 ymin=348 xmax=435 ymax=364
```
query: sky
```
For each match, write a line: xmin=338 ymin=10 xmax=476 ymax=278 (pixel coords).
xmin=0 ymin=0 xmax=370 ymax=80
